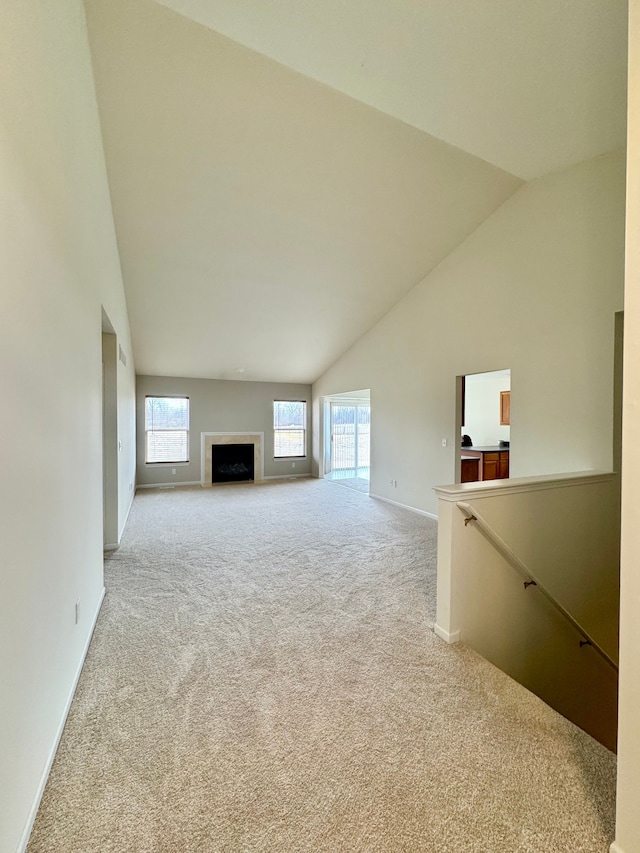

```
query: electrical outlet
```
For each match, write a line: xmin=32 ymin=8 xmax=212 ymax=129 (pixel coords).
xmin=172 ymin=468 xmax=176 ymax=475
xmin=75 ymin=600 xmax=80 ymax=625
xmin=292 ymin=462 xmax=296 ymax=468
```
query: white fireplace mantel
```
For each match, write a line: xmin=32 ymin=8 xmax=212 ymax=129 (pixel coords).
xmin=200 ymin=432 xmax=264 ymax=487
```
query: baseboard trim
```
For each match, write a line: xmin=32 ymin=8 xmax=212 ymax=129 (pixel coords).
xmin=103 ymin=543 xmax=119 ymax=552
xmin=118 ymin=490 xmax=135 ymax=543
xmin=610 ymin=842 xmax=626 ymax=853
xmin=262 ymin=474 xmax=311 ymax=481
xmin=136 ymin=481 xmax=201 ymax=490
xmin=370 ymin=493 xmax=438 ymax=521
xmin=137 ymin=476 xmax=313 ymax=490
xmin=434 ymin=623 xmax=461 ymax=644
xmin=18 ymin=586 xmax=106 ymax=853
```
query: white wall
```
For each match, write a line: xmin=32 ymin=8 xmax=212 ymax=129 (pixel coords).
xmin=312 ymin=151 xmax=625 ymax=516
xmin=0 ymin=3 xmax=136 ymax=851
xmin=613 ymin=2 xmax=640 ymax=850
xmin=136 ymin=376 xmax=312 ymax=485
xmin=463 ymin=370 xmax=510 ymax=447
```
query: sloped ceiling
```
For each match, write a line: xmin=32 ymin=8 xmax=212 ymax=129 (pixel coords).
xmin=84 ymin=0 xmax=626 ymax=384
xmin=151 ymin=0 xmax=628 ymax=181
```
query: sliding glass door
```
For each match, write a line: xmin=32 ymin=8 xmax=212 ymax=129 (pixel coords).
xmin=330 ymin=403 xmax=370 ymax=474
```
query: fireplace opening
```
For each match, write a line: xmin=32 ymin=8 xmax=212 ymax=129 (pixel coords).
xmin=211 ymin=443 xmax=254 ymax=483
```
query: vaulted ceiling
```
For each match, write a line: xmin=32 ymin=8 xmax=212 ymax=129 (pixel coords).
xmin=152 ymin=0 xmax=628 ymax=181
xmin=84 ymin=0 xmax=627 ymax=383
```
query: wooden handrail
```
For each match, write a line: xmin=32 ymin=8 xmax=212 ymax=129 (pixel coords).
xmin=456 ymin=501 xmax=618 ymax=673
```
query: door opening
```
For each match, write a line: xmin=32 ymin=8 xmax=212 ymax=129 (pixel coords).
xmin=456 ymin=369 xmax=511 ymax=484
xmin=323 ymin=391 xmax=371 ymax=493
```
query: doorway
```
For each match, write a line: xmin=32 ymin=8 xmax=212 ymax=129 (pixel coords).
xmin=324 ymin=391 xmax=371 ymax=493
xmin=456 ymin=369 xmax=511 ymax=484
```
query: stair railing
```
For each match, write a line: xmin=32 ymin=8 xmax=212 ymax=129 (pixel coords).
xmin=456 ymin=500 xmax=618 ymax=673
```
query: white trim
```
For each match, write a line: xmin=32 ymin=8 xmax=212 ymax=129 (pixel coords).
xmin=103 ymin=542 xmax=119 ymax=552
xmin=610 ymin=843 xmax=626 ymax=853
xmin=18 ymin=587 xmax=106 ymax=853
xmin=117 ymin=489 xmax=135 ymax=543
xmin=434 ymin=470 xmax=615 ymax=502
xmin=272 ymin=456 xmax=307 ymax=461
xmin=137 ymin=476 xmax=313 ymax=490
xmin=262 ymin=473 xmax=311 ymax=480
xmin=136 ymin=481 xmax=201 ymax=490
xmin=325 ymin=396 xmax=371 ymax=404
xmin=433 ymin=623 xmax=461 ymax=644
xmin=370 ymin=493 xmax=438 ymax=520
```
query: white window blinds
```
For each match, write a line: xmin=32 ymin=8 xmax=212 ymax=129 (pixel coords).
xmin=145 ymin=396 xmax=189 ymax=463
xmin=273 ymin=401 xmax=306 ymax=457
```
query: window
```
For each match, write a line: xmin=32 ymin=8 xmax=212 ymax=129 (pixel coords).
xmin=145 ymin=396 xmax=189 ymax=463
xmin=274 ymin=400 xmax=306 ymax=458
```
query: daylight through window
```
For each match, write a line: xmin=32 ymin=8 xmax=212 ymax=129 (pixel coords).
xmin=145 ymin=396 xmax=189 ymax=463
xmin=274 ymin=400 xmax=306 ymax=458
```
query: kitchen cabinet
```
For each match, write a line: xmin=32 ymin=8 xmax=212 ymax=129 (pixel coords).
xmin=461 ymin=447 xmax=509 ymax=482
xmin=500 ymin=391 xmax=511 ymax=425
xmin=482 ymin=452 xmax=500 ymax=480
xmin=499 ymin=453 xmax=510 ymax=479
xmin=461 ymin=457 xmax=480 ymax=483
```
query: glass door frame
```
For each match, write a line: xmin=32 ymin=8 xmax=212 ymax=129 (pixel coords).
xmin=329 ymin=402 xmax=370 ymax=473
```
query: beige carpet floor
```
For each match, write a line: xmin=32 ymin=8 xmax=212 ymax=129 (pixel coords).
xmin=28 ymin=479 xmax=616 ymax=852
xmin=326 ymin=476 xmax=370 ymax=494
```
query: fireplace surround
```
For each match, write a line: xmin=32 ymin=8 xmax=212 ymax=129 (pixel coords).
xmin=201 ymin=432 xmax=264 ymax=486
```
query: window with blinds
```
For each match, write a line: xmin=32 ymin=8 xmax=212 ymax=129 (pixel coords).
xmin=273 ymin=400 xmax=306 ymax=458
xmin=145 ymin=396 xmax=189 ymax=463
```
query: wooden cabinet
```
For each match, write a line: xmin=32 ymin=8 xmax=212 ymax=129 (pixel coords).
xmin=499 ymin=452 xmax=510 ymax=479
xmin=482 ymin=452 xmax=500 ymax=480
xmin=461 ymin=448 xmax=509 ymax=482
xmin=461 ymin=457 xmax=480 ymax=483
xmin=500 ymin=391 xmax=511 ymax=425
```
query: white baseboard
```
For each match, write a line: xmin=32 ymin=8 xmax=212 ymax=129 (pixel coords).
xmin=138 ymin=476 xmax=312 ymax=490
xmin=136 ymin=481 xmax=201 ymax=490
xmin=370 ymin=493 xmax=438 ymax=521
xmin=434 ymin=623 xmax=461 ymax=644
xmin=118 ymin=490 xmax=135 ymax=543
xmin=18 ymin=587 xmax=106 ymax=853
xmin=103 ymin=543 xmax=119 ymax=552
xmin=262 ymin=473 xmax=311 ymax=480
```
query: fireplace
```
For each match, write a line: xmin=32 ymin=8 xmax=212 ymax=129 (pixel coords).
xmin=201 ymin=432 xmax=264 ymax=487
xmin=211 ymin=443 xmax=254 ymax=483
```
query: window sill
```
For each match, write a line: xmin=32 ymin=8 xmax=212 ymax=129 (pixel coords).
xmin=145 ymin=461 xmax=191 ymax=467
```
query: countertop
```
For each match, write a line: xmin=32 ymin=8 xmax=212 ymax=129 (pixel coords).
xmin=461 ymin=445 xmax=509 ymax=453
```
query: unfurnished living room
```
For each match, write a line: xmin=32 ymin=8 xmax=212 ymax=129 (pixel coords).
xmin=3 ymin=1 xmax=640 ymax=852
